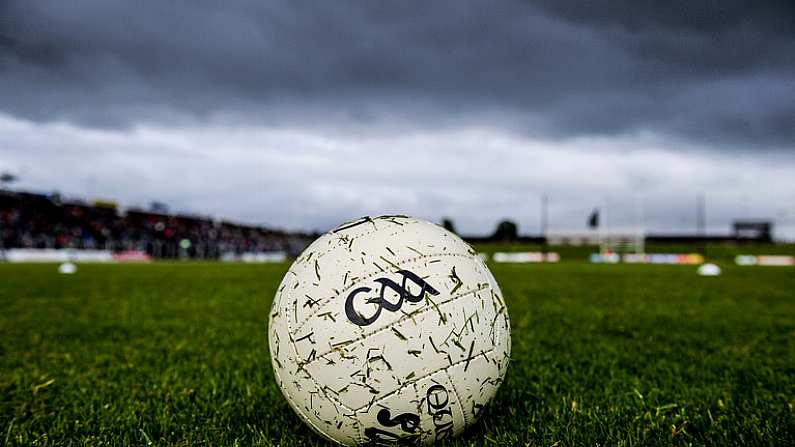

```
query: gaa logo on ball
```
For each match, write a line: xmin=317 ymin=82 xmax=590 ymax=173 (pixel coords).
xmin=268 ymin=216 xmax=511 ymax=445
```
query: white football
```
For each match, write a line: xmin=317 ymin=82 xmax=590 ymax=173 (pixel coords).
xmin=697 ymin=263 xmax=721 ymax=276
xmin=58 ymin=262 xmax=77 ymax=274
xmin=268 ymin=215 xmax=511 ymax=445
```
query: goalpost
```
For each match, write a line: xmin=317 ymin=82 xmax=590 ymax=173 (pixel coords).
xmin=597 ymin=230 xmax=645 ymax=254
xmin=546 ymin=229 xmax=645 ymax=254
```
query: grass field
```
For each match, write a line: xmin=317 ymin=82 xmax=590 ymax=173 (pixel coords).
xmin=1 ymin=261 xmax=794 ymax=446
xmin=474 ymin=242 xmax=795 ymax=263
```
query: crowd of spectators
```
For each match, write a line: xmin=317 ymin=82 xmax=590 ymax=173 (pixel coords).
xmin=0 ymin=190 xmax=313 ymax=258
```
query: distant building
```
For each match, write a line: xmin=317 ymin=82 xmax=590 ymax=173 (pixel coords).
xmin=733 ymin=220 xmax=772 ymax=242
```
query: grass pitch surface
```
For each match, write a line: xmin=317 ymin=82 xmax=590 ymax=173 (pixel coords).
xmin=1 ymin=262 xmax=793 ymax=446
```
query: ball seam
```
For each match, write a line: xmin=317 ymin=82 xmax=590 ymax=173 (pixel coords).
xmin=445 ymin=368 xmax=470 ymax=430
xmin=352 ymin=346 xmax=498 ymax=413
xmin=300 ymin=282 xmax=490 ymax=368
xmin=293 ymin=218 xmax=409 ymax=268
xmin=290 ymin=251 xmax=474 ymax=336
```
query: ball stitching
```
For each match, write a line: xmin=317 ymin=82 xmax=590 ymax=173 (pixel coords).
xmin=290 ymin=251 xmax=474 ymax=337
xmin=352 ymin=346 xmax=498 ymax=413
xmin=301 ymin=282 xmax=490 ymax=368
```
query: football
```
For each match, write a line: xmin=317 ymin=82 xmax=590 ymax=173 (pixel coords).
xmin=268 ymin=215 xmax=511 ymax=445
xmin=58 ymin=262 xmax=77 ymax=274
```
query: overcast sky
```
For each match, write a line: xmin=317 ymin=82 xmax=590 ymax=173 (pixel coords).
xmin=1 ymin=1 xmax=794 ymax=238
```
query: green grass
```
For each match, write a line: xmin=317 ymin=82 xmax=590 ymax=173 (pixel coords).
xmin=1 ymin=262 xmax=794 ymax=446
xmin=473 ymin=242 xmax=795 ymax=263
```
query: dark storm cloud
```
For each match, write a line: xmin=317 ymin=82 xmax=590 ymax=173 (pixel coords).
xmin=1 ymin=0 xmax=793 ymax=148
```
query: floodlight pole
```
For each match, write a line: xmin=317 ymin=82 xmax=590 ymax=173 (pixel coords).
xmin=601 ymin=195 xmax=610 ymax=253
xmin=637 ymin=195 xmax=646 ymax=254
xmin=0 ymin=176 xmax=9 ymax=252
xmin=540 ymin=194 xmax=548 ymax=254
xmin=697 ymin=193 xmax=706 ymax=257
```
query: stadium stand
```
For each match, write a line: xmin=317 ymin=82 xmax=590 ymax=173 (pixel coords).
xmin=0 ymin=190 xmax=313 ymax=259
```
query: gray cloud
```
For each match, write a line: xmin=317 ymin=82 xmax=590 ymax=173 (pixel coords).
xmin=1 ymin=0 xmax=793 ymax=149
xmin=2 ymin=115 xmax=794 ymax=239
xmin=1 ymin=2 xmax=794 ymax=239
